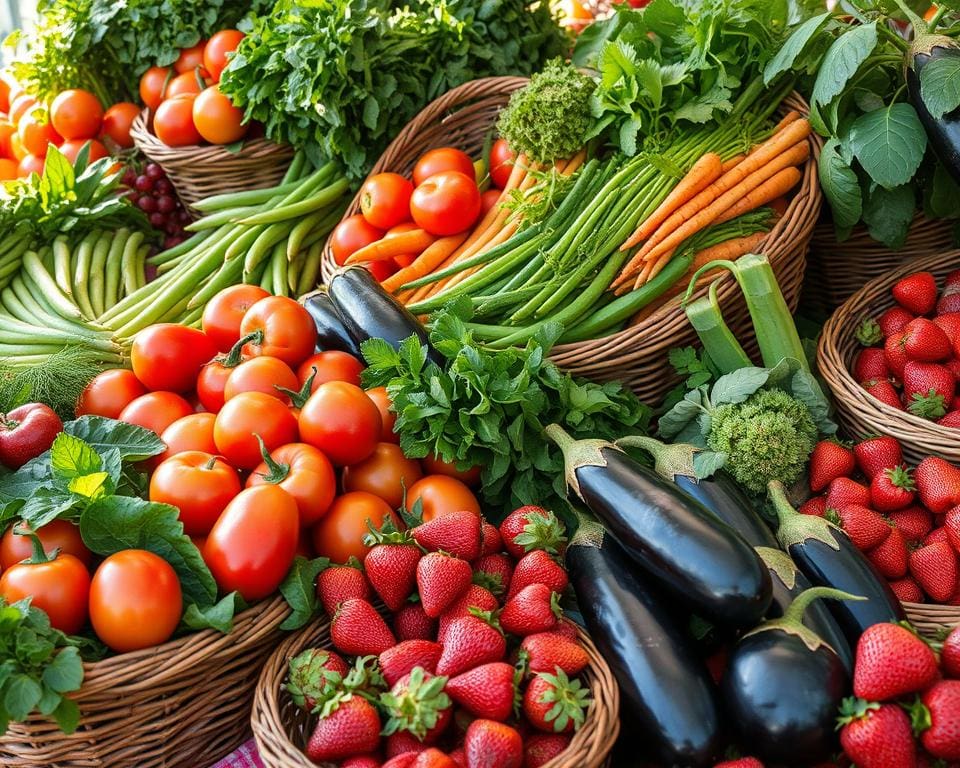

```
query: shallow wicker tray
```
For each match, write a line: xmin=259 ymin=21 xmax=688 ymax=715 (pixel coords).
xmin=321 ymin=78 xmax=822 ymax=405
xmin=0 ymin=596 xmax=290 ymax=768
xmin=252 ymin=617 xmax=620 ymax=768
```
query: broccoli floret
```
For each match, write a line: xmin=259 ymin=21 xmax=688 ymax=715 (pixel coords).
xmin=706 ymin=388 xmax=817 ymax=494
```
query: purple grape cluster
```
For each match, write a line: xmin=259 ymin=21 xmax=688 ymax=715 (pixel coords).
xmin=121 ymin=162 xmax=192 ymax=249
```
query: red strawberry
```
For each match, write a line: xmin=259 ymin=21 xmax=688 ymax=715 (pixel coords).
xmin=867 ymin=526 xmax=908 ymax=579
xmin=879 ymin=305 xmax=916 ymax=336
xmin=934 ymin=312 xmax=960 ymax=348
xmin=413 ymin=511 xmax=482 ymax=562
xmin=853 ymin=348 xmax=890 ymax=383
xmin=925 ymin=526 xmax=951 ymax=546
xmin=332 ymin=599 xmax=397 ymax=656
xmin=946 ymin=505 xmax=960 ymax=551
xmin=499 ymin=506 xmax=567 ymax=559
xmin=888 ymin=505 xmax=933 ymax=543
xmin=445 ymin=662 xmax=518 ymax=721
xmin=380 ymin=640 xmax=443 ymax=687
xmin=885 ymin=333 xmax=910 ymax=379
xmin=853 ymin=622 xmax=939 ymax=700
xmin=942 ymin=625 xmax=960 ymax=678
xmin=500 ymin=584 xmax=562 ymax=637
xmin=520 ymin=632 xmax=590 ymax=676
xmin=383 ymin=755 xmax=417 ymax=768
xmin=953 ymin=394 xmax=960 ymax=410
xmin=832 ymin=505 xmax=891 ymax=551
xmin=507 ymin=550 xmax=568 ymax=600
xmin=417 ymin=552 xmax=473 ymax=618
xmin=838 ymin=699 xmax=917 ymax=768
xmin=809 ymin=440 xmax=856 ymax=492
xmin=918 ymin=680 xmax=960 ymax=759
xmin=522 ymin=669 xmax=590 ymax=734
xmin=473 ymin=553 xmax=514 ymax=597
xmin=550 ymin=617 xmax=579 ymax=642
xmin=905 ymin=361 xmax=955 ymax=419
xmin=365 ymin=535 xmax=422 ymax=612
xmin=394 ymin=602 xmax=437 ymax=642
xmin=412 ymin=750 xmax=458 ymax=768
xmin=523 ymin=733 xmax=572 ymax=768
xmin=480 ymin=521 xmax=503 ymax=557
xmin=438 ymin=585 xmax=499 ymax=644
xmin=449 ymin=748 xmax=467 ymax=768
xmin=889 ymin=576 xmax=924 ymax=603
xmin=799 ymin=495 xmax=827 ymax=517
xmin=854 ymin=436 xmax=904 ymax=480
xmin=863 ymin=378 xmax=904 ymax=410
xmin=714 ymin=760 xmax=764 ymax=768
xmin=306 ymin=694 xmax=382 ymax=762
xmin=285 ymin=648 xmax=349 ymax=712
xmin=381 ymin=667 xmax=452 ymax=744
xmin=939 ymin=411 xmax=960 ymax=428
xmin=947 ymin=359 xmax=960 ymax=381
xmin=386 ymin=731 xmax=429 ymax=758
xmin=317 ymin=562 xmax=370 ymax=617
xmin=870 ymin=465 xmax=916 ymax=512
xmin=903 ymin=318 xmax=953 ymax=362
xmin=916 ymin=458 xmax=960 ymax=514
xmin=910 ymin=541 xmax=958 ymax=602
xmin=436 ymin=615 xmax=507 ymax=677
xmin=342 ymin=756 xmax=383 ymax=768
xmin=826 ymin=477 xmax=872 ymax=510
xmin=938 ymin=287 xmax=960 ymax=316
xmin=893 ymin=272 xmax=938 ymax=315
xmin=464 ymin=719 xmax=523 ymax=768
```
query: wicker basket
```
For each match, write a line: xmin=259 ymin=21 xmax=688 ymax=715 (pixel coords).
xmin=130 ymin=110 xmax=295 ymax=215
xmin=0 ymin=597 xmax=290 ymax=768
xmin=252 ymin=617 xmax=620 ymax=768
xmin=322 ymin=78 xmax=822 ymax=405
xmin=904 ymin=603 xmax=960 ymax=640
xmin=817 ymin=249 xmax=960 ymax=466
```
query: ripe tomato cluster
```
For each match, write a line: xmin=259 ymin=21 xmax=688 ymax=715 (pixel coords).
xmin=139 ymin=30 xmax=250 ymax=147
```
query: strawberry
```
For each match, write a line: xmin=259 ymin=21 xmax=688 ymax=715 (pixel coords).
xmin=905 ymin=361 xmax=955 ymax=419
xmin=854 ymin=436 xmax=904 ymax=480
xmin=522 ymin=668 xmax=590 ymax=734
xmin=285 ymin=648 xmax=349 ymax=712
xmin=480 ymin=521 xmax=503 ymax=557
xmin=934 ymin=312 xmax=960 ymax=348
xmin=857 ymin=317 xmax=884 ymax=346
xmin=918 ymin=680 xmax=960 ymax=759
xmin=939 ymin=411 xmax=960 ymax=428
xmin=438 ymin=585 xmax=499 ymax=645
xmin=411 ymin=750 xmax=458 ymax=768
xmin=520 ymin=632 xmax=590 ymax=676
xmin=436 ymin=614 xmax=507 ymax=677
xmin=942 ymin=625 xmax=960 ymax=678
xmin=381 ymin=667 xmax=452 ymax=744
xmin=342 ymin=756 xmax=383 ymax=768
xmin=523 ymin=733 xmax=572 ymax=768
xmin=551 ymin=617 xmax=579 ymax=642
xmin=826 ymin=477 xmax=872 ymax=510
xmin=870 ymin=465 xmax=916 ymax=512
xmin=445 ymin=662 xmax=518 ymax=721
xmin=412 ymin=511 xmax=482 ymax=562
xmin=464 ymin=719 xmax=523 ymax=768
xmin=332 ymin=598 xmax=397 ymax=656
xmin=799 ymin=495 xmax=828 ymax=517
xmin=853 ymin=622 xmax=939 ymax=700
xmin=837 ymin=698 xmax=917 ymax=768
xmin=499 ymin=506 xmax=566 ymax=559
xmin=714 ymin=760 xmax=764 ymax=768
xmin=394 ymin=602 xmax=437 ymax=642
xmin=417 ymin=552 xmax=473 ymax=618
xmin=903 ymin=318 xmax=953 ymax=362
xmin=380 ymin=640 xmax=443 ymax=687
xmin=853 ymin=348 xmax=890 ymax=382
xmin=306 ymin=694 xmax=382 ymax=762
xmin=939 ymin=281 xmax=960 ymax=315
xmin=382 ymin=755 xmax=417 ymax=768
xmin=507 ymin=550 xmax=568 ymax=600
xmin=947 ymin=358 xmax=960 ymax=381
xmin=879 ymin=305 xmax=916 ymax=337
xmin=317 ymin=561 xmax=370 ymax=617
xmin=386 ymin=731 xmax=429 ymax=758
xmin=365 ymin=532 xmax=423 ymax=612
xmin=889 ymin=576 xmax=924 ymax=603
xmin=888 ymin=505 xmax=933 ymax=543
xmin=893 ymin=271 xmax=938 ymax=315
xmin=947 ymin=505 xmax=960 ymax=551
xmin=449 ymin=747 xmax=467 ymax=768
xmin=831 ymin=505 xmax=890 ymax=550
xmin=885 ymin=333 xmax=910 ymax=379
xmin=916 ymin=457 xmax=960 ymax=514
xmin=473 ymin=553 xmax=513 ymax=597
xmin=909 ymin=541 xmax=958 ymax=602
xmin=500 ymin=584 xmax=562 ymax=637
xmin=867 ymin=526 xmax=908 ymax=579
xmin=925 ymin=526 xmax=951 ymax=546
xmin=863 ymin=378 xmax=904 ymax=410
xmin=809 ymin=440 xmax=856 ymax=493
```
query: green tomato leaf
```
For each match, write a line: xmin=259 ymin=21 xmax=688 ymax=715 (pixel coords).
xmin=849 ymin=103 xmax=927 ymax=189
xmin=64 ymin=416 xmax=165 ymax=462
xmin=50 ymin=433 xmax=102 ymax=481
xmin=67 ymin=472 xmax=111 ymax=500
xmin=811 ymin=22 xmax=877 ymax=108
xmin=279 ymin=556 xmax=328 ymax=630
xmin=862 ymin=183 xmax=916 ymax=248
xmin=919 ymin=54 xmax=960 ymax=120
xmin=818 ymin=137 xmax=862 ymax=240
xmin=180 ymin=593 xmax=246 ymax=634
xmin=19 ymin=488 xmax=80 ymax=529
xmin=925 ymin=161 xmax=960 ymax=219
xmin=764 ymin=11 xmax=832 ymax=85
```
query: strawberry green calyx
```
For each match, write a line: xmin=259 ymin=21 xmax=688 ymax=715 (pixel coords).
xmin=472 ymin=570 xmax=505 ymax=595
xmin=362 ymin=518 xmax=417 ymax=548
xmin=855 ymin=318 xmax=883 ymax=347
xmin=836 ymin=696 xmax=880 ymax=727
xmin=908 ymin=390 xmax=947 ymax=420
xmin=904 ymin=694 xmax=933 ymax=736
xmin=533 ymin=668 xmax=591 ymax=732
xmin=512 ymin=510 xmax=567 ymax=557
xmin=468 ymin=606 xmax=504 ymax=634
xmin=284 ymin=649 xmax=345 ymax=712
xmin=380 ymin=666 xmax=451 ymax=741
xmin=343 ymin=655 xmax=386 ymax=698
xmin=885 ymin=465 xmax=915 ymax=492
xmin=744 ymin=586 xmax=865 ymax=653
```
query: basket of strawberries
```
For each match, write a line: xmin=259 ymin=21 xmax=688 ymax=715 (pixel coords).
xmin=250 ymin=507 xmax=619 ymax=768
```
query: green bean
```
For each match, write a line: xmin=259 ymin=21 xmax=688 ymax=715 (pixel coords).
xmin=17 ymin=271 xmax=108 ymax=341
xmin=0 ymin=236 xmax=29 ymax=270
xmin=71 ymin=230 xmax=100 ymax=321
xmin=225 ymin=224 xmax=268 ymax=263
xmin=0 ymin=231 xmax=26 ymax=260
xmin=121 ymin=231 xmax=145 ymax=298
xmin=53 ymin=237 xmax=76 ymax=298
xmin=148 ymin=229 xmax=211 ymax=265
xmin=242 ymin=222 xmax=294 ymax=278
xmin=474 ymin=284 xmax=543 ymax=318
xmin=271 ymin=242 xmax=288 ymax=297
xmin=192 ymin=178 xmax=305 ymax=212
xmin=297 ymin=242 xmax=324 ymax=296
xmin=39 ymin=246 xmax=54 ymax=273
xmin=2 ymin=286 xmax=44 ymax=325
xmin=237 ymin=177 xmax=349 ymax=225
xmin=103 ymin=229 xmax=129 ymax=311
xmin=281 ymin=151 xmax=308 ymax=184
xmin=134 ymin=244 xmax=149 ymax=291
xmin=186 ymin=257 xmax=243 ymax=310
xmin=492 ymin=253 xmax=545 ymax=298
xmin=259 ymin=260 xmax=274 ymax=292
xmin=287 ymin=252 xmax=301 ymax=294
xmin=0 ymin=260 xmax=22 ymax=281
xmin=186 ymin=204 xmax=263 ymax=232
xmin=180 ymin=305 xmax=204 ymax=328
xmin=286 ymin=209 xmax=327 ymax=261
xmin=87 ymin=231 xmax=112 ymax=318
xmin=23 ymin=250 xmax=86 ymax=322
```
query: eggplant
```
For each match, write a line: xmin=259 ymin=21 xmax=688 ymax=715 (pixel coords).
xmin=768 ymin=481 xmax=905 ymax=647
xmin=907 ymin=33 xmax=960 ymax=184
xmin=547 ymin=426 xmax=772 ymax=628
xmin=302 ymin=288 xmax=364 ymax=357
xmin=721 ymin=587 xmax=856 ymax=766
xmin=326 ymin=266 xmax=443 ymax=365
xmin=567 ymin=518 xmax=724 ymax=767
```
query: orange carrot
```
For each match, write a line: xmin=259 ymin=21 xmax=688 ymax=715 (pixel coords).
xmin=345 ymin=229 xmax=436 ymax=265
xmin=440 ymin=220 xmax=520 ymax=291
xmin=712 ymin=167 xmax=802 ymax=226
xmin=621 ymin=153 xmax=723 ymax=250
xmin=381 ymin=232 xmax=469 ymax=293
xmin=720 ymin=154 xmax=745 ymax=174
xmin=638 ymin=247 xmax=677 ymax=287
xmin=770 ymin=110 xmax=801 ymax=135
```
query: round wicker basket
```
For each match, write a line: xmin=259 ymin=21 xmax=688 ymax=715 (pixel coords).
xmin=817 ymin=248 xmax=960 ymax=465
xmin=321 ymin=78 xmax=822 ymax=405
xmin=252 ymin=617 xmax=620 ymax=768
xmin=904 ymin=603 xmax=960 ymax=640
xmin=0 ymin=596 xmax=290 ymax=768
xmin=130 ymin=110 xmax=295 ymax=216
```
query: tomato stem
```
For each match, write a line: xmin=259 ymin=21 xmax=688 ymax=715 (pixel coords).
xmin=223 ymin=331 xmax=262 ymax=368
xmin=254 ymin=434 xmax=290 ymax=483
xmin=15 ymin=525 xmax=58 ymax=565
xmin=276 ymin=365 xmax=316 ymax=409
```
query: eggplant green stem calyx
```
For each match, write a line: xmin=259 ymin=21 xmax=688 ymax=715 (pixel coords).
xmin=744 ymin=586 xmax=865 ymax=652
xmin=545 ymin=424 xmax=619 ymax=501
xmin=614 ymin=434 xmax=698 ymax=480
xmin=768 ymin=480 xmax=842 ymax=552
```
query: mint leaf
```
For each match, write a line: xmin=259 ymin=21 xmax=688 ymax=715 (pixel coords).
xmin=862 ymin=184 xmax=915 ymax=249
xmin=181 ymin=593 xmax=245 ymax=634
xmin=849 ymin=103 xmax=927 ymax=190
xmin=64 ymin=416 xmax=165 ymax=462
xmin=818 ymin=138 xmax=862 ymax=240
xmin=52 ymin=697 xmax=80 ymax=734
xmin=50 ymin=433 xmax=101 ymax=481
xmin=710 ymin=367 xmax=770 ymax=405
xmin=40 ymin=647 xmax=82 ymax=693
xmin=279 ymin=556 xmax=328 ymax=630
xmin=919 ymin=55 xmax=960 ymax=120
xmin=4 ymin=674 xmax=42 ymax=721
xmin=764 ymin=11 xmax=832 ymax=85
xmin=790 ymin=369 xmax=837 ymax=435
xmin=811 ymin=22 xmax=877 ymax=109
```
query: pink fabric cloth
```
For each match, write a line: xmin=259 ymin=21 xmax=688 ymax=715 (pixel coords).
xmin=210 ymin=739 xmax=264 ymax=768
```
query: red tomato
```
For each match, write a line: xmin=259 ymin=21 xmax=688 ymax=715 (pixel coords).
xmin=196 ymin=355 xmax=244 ymax=414
xmin=9 ymin=94 xmax=36 ymax=126
xmin=297 ymin=351 xmax=365 ymax=391
xmin=101 ymin=102 xmax=140 ymax=149
xmin=420 ymin=453 xmax=482 ymax=486
xmin=153 ymin=94 xmax=202 ymax=146
xmin=175 ymin=42 xmax=208 ymax=75
xmin=360 ymin=173 xmax=414 ymax=230
xmin=0 ymin=77 xmax=9 ymax=114
xmin=365 ymin=386 xmax=398 ymax=444
xmin=58 ymin=138 xmax=109 ymax=165
xmin=405 ymin=475 xmax=481 ymax=522
xmin=311 ymin=491 xmax=399 ymax=564
xmin=17 ymin=153 xmax=44 ymax=178
xmin=298 ymin=382 xmax=381 ymax=466
xmin=0 ymin=520 xmax=91 ymax=570
xmin=193 ymin=85 xmax=247 ymax=145
xmin=202 ymin=284 xmax=270 ymax=352
xmin=0 ymin=119 xmax=16 ymax=158
xmin=50 ymin=89 xmax=103 ymax=140
xmin=413 ymin=147 xmax=475 ymax=187
xmin=139 ymin=66 xmax=171 ymax=110
xmin=131 ymin=324 xmax=218 ymax=392
xmin=150 ymin=451 xmax=241 ymax=536
xmin=247 ymin=442 xmax=336 ymax=527
xmin=240 ymin=296 xmax=317 ymax=367
xmin=342 ymin=443 xmax=423 ymax=509
xmin=203 ymin=485 xmax=299 ymax=601
xmin=204 ymin=30 xmax=245 ymax=82
xmin=0 ymin=550 xmax=90 ymax=634
xmin=9 ymin=133 xmax=26 ymax=162
xmin=410 ymin=171 xmax=481 ymax=236
xmin=76 ymin=369 xmax=147 ymax=419
xmin=366 ymin=259 xmax=397 ymax=282
xmin=0 ymin=158 xmax=18 ymax=180
xmin=89 ymin=550 xmax=182 ymax=652
xmin=165 ymin=71 xmax=205 ymax=99
xmin=489 ymin=138 xmax=515 ymax=190
xmin=158 ymin=412 xmax=218 ymax=460
xmin=224 ymin=356 xmax=299 ymax=402
xmin=213 ymin=391 xmax=298 ymax=470
xmin=119 ymin=391 xmax=193 ymax=436
xmin=330 ymin=215 xmax=384 ymax=266
xmin=480 ymin=188 xmax=502 ymax=218
xmin=18 ymin=111 xmax=62 ymax=157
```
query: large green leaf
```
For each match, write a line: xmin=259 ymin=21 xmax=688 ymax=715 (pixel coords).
xmin=818 ymin=138 xmax=862 ymax=240
xmin=764 ymin=11 xmax=832 ymax=85
xmin=811 ymin=22 xmax=877 ymax=108
xmin=862 ymin=184 xmax=915 ymax=248
xmin=848 ymin=103 xmax=927 ymax=189
xmin=919 ymin=55 xmax=960 ymax=119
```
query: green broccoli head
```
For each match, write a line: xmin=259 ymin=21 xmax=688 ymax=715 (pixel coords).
xmin=706 ymin=388 xmax=817 ymax=494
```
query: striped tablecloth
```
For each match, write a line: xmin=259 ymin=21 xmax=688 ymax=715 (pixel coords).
xmin=210 ymin=739 xmax=264 ymax=768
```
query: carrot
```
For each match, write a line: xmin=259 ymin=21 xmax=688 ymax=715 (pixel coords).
xmin=720 ymin=154 xmax=745 ymax=174
xmin=621 ymin=153 xmax=723 ymax=250
xmin=770 ymin=110 xmax=801 ymax=135
xmin=561 ymin=148 xmax=587 ymax=176
xmin=450 ymin=154 xmax=529 ymax=257
xmin=381 ymin=232 xmax=469 ymax=293
xmin=439 ymin=219 xmax=520 ymax=291
xmin=345 ymin=229 xmax=436 ymax=265
xmin=712 ymin=167 xmax=802 ymax=226
xmin=638 ymin=246 xmax=677 ymax=287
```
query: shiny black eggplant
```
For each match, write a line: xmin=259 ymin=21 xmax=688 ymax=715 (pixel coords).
xmin=547 ymin=426 xmax=772 ymax=628
xmin=567 ymin=519 xmax=724 ymax=767
xmin=768 ymin=481 xmax=905 ymax=647
xmin=302 ymin=288 xmax=364 ymax=356
xmin=722 ymin=587 xmax=855 ymax=766
xmin=327 ymin=266 xmax=443 ymax=365
xmin=907 ymin=33 xmax=960 ymax=184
